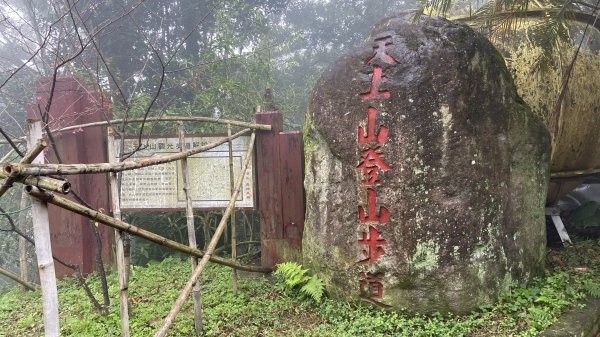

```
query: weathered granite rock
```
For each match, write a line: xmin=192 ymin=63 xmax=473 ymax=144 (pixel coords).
xmin=303 ymin=15 xmax=551 ymax=314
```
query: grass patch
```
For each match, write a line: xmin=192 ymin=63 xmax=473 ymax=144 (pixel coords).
xmin=0 ymin=239 xmax=598 ymax=336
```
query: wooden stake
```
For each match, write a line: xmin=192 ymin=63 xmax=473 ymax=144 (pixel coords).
xmin=227 ymin=124 xmax=238 ymax=295
xmin=0 ymin=265 xmax=36 ymax=291
xmin=178 ymin=122 xmax=203 ymax=336
xmin=107 ymin=128 xmax=130 ymax=337
xmin=153 ymin=132 xmax=256 ymax=337
xmin=27 ymin=120 xmax=59 ymax=337
xmin=18 ymin=190 xmax=29 ymax=286
xmin=24 ymin=186 xmax=272 ymax=274
xmin=6 ymin=128 xmax=251 ymax=176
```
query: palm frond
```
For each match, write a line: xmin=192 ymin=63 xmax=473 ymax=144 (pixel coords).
xmin=414 ymin=0 xmax=457 ymax=18
xmin=528 ymin=2 xmax=572 ymax=57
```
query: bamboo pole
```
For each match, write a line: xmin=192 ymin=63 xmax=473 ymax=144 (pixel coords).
xmin=19 ymin=139 xmax=48 ymax=163
xmin=18 ymin=190 xmax=29 ymax=286
xmin=177 ymin=122 xmax=203 ymax=335
xmin=6 ymin=128 xmax=251 ymax=176
xmin=0 ymin=265 xmax=36 ymax=291
xmin=54 ymin=116 xmax=272 ymax=133
xmin=0 ymin=171 xmax=70 ymax=193
xmin=27 ymin=120 xmax=59 ymax=337
xmin=0 ymin=139 xmax=47 ymax=198
xmin=550 ymin=167 xmax=600 ymax=179
xmin=227 ymin=124 xmax=238 ymax=295
xmin=0 ymin=138 xmax=24 ymax=145
xmin=153 ymin=132 xmax=256 ymax=337
xmin=0 ymin=116 xmax=272 ymax=145
xmin=0 ymin=149 xmax=16 ymax=163
xmin=24 ymin=186 xmax=272 ymax=274
xmin=0 ymin=172 xmax=71 ymax=194
xmin=107 ymin=128 xmax=130 ymax=337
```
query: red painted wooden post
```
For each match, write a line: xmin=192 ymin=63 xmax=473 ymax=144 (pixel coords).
xmin=255 ymin=112 xmax=284 ymax=267
xmin=30 ymin=77 xmax=112 ymax=278
xmin=256 ymin=112 xmax=305 ymax=267
xmin=279 ymin=131 xmax=304 ymax=260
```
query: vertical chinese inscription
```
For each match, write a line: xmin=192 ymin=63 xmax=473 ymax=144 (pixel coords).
xmin=356 ymin=36 xmax=395 ymax=302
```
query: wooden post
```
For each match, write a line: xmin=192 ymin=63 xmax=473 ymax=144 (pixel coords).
xmin=255 ymin=111 xmax=305 ymax=267
xmin=279 ymin=131 xmax=305 ymax=261
xmin=255 ymin=112 xmax=283 ymax=267
xmin=27 ymin=119 xmax=59 ymax=337
xmin=177 ymin=122 xmax=203 ymax=336
xmin=107 ymin=128 xmax=130 ymax=337
xmin=227 ymin=124 xmax=238 ymax=295
xmin=18 ymin=190 xmax=29 ymax=286
xmin=31 ymin=77 xmax=112 ymax=278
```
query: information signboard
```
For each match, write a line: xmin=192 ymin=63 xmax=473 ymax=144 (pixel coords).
xmin=114 ymin=135 xmax=254 ymax=210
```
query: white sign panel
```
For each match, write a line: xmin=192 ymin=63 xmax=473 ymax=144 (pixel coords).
xmin=115 ymin=136 xmax=254 ymax=210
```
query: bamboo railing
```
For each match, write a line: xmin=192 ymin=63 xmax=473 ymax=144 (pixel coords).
xmin=153 ymin=132 xmax=256 ymax=337
xmin=5 ymin=115 xmax=273 ymax=337
xmin=5 ymin=128 xmax=251 ymax=176
xmin=0 ymin=115 xmax=271 ymax=145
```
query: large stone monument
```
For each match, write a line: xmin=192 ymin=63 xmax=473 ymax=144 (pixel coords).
xmin=303 ymin=15 xmax=550 ymax=314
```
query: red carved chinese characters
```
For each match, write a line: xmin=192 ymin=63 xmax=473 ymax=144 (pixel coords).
xmin=360 ymin=66 xmax=390 ymax=101
xmin=358 ymin=189 xmax=389 ymax=224
xmin=356 ymin=35 xmax=395 ymax=302
xmin=358 ymin=107 xmax=388 ymax=145
xmin=357 ymin=148 xmax=392 ymax=186
xmin=359 ymin=272 xmax=384 ymax=299
xmin=358 ymin=226 xmax=387 ymax=265
xmin=366 ymin=37 xmax=397 ymax=65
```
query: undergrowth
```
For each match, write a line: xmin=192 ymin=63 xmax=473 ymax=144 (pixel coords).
xmin=274 ymin=261 xmax=325 ymax=302
xmin=0 ymin=239 xmax=598 ymax=336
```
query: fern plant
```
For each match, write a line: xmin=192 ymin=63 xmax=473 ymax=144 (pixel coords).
xmin=274 ymin=262 xmax=325 ymax=303
xmin=300 ymin=275 xmax=325 ymax=303
xmin=583 ymin=280 xmax=600 ymax=298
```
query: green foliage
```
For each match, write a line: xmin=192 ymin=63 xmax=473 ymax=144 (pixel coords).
xmin=0 ymin=240 xmax=599 ymax=336
xmin=123 ymin=210 xmax=260 ymax=265
xmin=274 ymin=261 xmax=325 ymax=302
xmin=583 ymin=280 xmax=600 ymax=297
xmin=0 ymin=187 xmax=36 ymax=292
xmin=490 ymin=270 xmax=589 ymax=331
xmin=300 ymin=275 xmax=325 ymax=303
xmin=274 ymin=261 xmax=309 ymax=287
